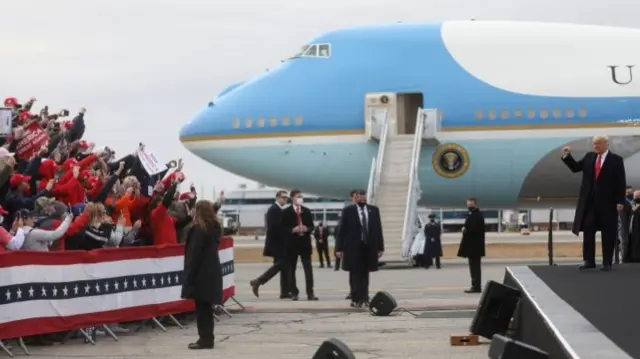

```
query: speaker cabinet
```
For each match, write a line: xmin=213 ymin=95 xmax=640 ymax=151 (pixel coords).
xmin=369 ymin=291 xmax=397 ymax=316
xmin=312 ymin=338 xmax=355 ymax=359
xmin=470 ymin=280 xmax=521 ymax=339
xmin=489 ymin=334 xmax=549 ymax=359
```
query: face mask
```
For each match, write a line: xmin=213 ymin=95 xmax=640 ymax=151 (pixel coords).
xmin=468 ymin=206 xmax=475 ymax=211
xmin=295 ymin=197 xmax=303 ymax=206
xmin=628 ymin=194 xmax=634 ymax=200
xmin=429 ymin=219 xmax=435 ymax=223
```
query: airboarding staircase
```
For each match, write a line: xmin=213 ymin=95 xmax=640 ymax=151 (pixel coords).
xmin=367 ymin=108 xmax=435 ymax=262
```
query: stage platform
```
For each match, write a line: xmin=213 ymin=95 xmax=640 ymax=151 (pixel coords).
xmin=504 ymin=264 xmax=639 ymax=359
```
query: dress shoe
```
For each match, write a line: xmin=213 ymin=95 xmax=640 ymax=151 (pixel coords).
xmin=279 ymin=294 xmax=292 ymax=299
xmin=577 ymin=262 xmax=596 ymax=270
xmin=307 ymin=294 xmax=319 ymax=301
xmin=291 ymin=294 xmax=299 ymax=301
xmin=188 ymin=342 xmax=214 ymax=350
xmin=464 ymin=288 xmax=481 ymax=294
xmin=345 ymin=293 xmax=352 ymax=300
xmin=601 ymin=264 xmax=612 ymax=271
xmin=350 ymin=301 xmax=362 ymax=308
xmin=249 ymin=279 xmax=260 ymax=298
xmin=327 ymin=264 xmax=332 ymax=268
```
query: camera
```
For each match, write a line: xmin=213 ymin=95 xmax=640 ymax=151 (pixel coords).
xmin=60 ymin=109 xmax=70 ymax=117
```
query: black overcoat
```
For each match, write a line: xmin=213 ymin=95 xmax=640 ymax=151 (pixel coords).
xmin=181 ymin=224 xmax=223 ymax=305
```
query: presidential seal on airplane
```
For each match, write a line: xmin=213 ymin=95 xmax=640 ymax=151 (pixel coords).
xmin=433 ymin=143 xmax=470 ymax=179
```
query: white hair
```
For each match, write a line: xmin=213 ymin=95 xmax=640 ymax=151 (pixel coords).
xmin=592 ymin=135 xmax=609 ymax=142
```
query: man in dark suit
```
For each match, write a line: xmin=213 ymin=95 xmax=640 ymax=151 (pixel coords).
xmin=250 ymin=190 xmax=290 ymax=298
xmin=619 ymin=186 xmax=634 ymax=263
xmin=457 ymin=198 xmax=485 ymax=293
xmin=335 ymin=189 xmax=358 ymax=274
xmin=313 ymin=221 xmax=331 ymax=268
xmin=423 ymin=213 xmax=443 ymax=269
xmin=562 ymin=136 xmax=627 ymax=271
xmin=336 ymin=189 xmax=384 ymax=308
xmin=281 ymin=189 xmax=317 ymax=301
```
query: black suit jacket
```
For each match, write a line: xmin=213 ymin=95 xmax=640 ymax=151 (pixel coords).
xmin=313 ymin=226 xmax=329 ymax=242
xmin=562 ymin=151 xmax=626 ymax=235
xmin=336 ymin=204 xmax=384 ymax=272
xmin=457 ymin=208 xmax=485 ymax=258
xmin=263 ymin=203 xmax=284 ymax=258
xmin=281 ymin=205 xmax=315 ymax=256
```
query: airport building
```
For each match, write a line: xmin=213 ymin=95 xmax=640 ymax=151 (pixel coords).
xmin=220 ymin=185 xmax=576 ymax=235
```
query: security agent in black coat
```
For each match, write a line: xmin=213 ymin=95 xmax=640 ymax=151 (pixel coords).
xmin=336 ymin=189 xmax=384 ymax=308
xmin=181 ymin=200 xmax=223 ymax=350
xmin=619 ymin=186 xmax=634 ymax=263
xmin=281 ymin=189 xmax=317 ymax=301
xmin=250 ymin=190 xmax=290 ymax=298
xmin=313 ymin=222 xmax=331 ymax=268
xmin=561 ymin=137 xmax=626 ymax=271
xmin=423 ymin=214 xmax=443 ymax=269
xmin=456 ymin=198 xmax=485 ymax=293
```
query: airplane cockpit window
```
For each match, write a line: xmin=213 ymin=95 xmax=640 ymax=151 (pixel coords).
xmin=318 ymin=44 xmax=331 ymax=57
xmin=304 ymin=44 xmax=318 ymax=57
xmin=290 ymin=43 xmax=331 ymax=59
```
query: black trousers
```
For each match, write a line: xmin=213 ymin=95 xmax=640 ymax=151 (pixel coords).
xmin=335 ymin=257 xmax=341 ymax=271
xmin=289 ymin=253 xmax=314 ymax=296
xmin=316 ymin=240 xmax=331 ymax=266
xmin=583 ymin=208 xmax=616 ymax=266
xmin=467 ymin=256 xmax=482 ymax=290
xmin=257 ymin=256 xmax=289 ymax=295
xmin=194 ymin=300 xmax=214 ymax=346
xmin=351 ymin=244 xmax=370 ymax=303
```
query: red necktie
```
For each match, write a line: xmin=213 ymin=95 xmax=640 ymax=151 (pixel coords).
xmin=296 ymin=206 xmax=302 ymax=226
xmin=595 ymin=155 xmax=602 ymax=180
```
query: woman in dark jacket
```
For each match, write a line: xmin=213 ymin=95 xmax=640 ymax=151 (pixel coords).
xmin=181 ymin=199 xmax=223 ymax=350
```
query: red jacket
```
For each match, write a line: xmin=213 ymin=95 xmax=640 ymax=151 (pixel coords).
xmin=151 ymin=204 xmax=176 ymax=246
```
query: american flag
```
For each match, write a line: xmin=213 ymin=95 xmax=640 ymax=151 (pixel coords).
xmin=0 ymin=238 xmax=235 ymax=339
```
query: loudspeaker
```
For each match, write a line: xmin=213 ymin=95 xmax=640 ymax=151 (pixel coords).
xmin=489 ymin=334 xmax=549 ymax=359
xmin=312 ymin=338 xmax=355 ymax=359
xmin=369 ymin=291 xmax=397 ymax=316
xmin=469 ymin=280 xmax=521 ymax=339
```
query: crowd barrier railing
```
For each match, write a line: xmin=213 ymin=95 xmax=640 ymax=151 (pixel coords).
xmin=0 ymin=236 xmax=242 ymax=357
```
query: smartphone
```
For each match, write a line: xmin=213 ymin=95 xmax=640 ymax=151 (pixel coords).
xmin=60 ymin=109 xmax=70 ymax=117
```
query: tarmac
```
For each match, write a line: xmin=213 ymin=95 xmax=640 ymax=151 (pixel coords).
xmin=14 ymin=260 xmax=576 ymax=358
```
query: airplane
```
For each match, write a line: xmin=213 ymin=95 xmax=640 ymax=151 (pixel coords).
xmin=180 ymin=20 xmax=640 ymax=212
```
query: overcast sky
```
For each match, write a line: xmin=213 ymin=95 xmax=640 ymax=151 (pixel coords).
xmin=2 ymin=0 xmax=638 ymax=199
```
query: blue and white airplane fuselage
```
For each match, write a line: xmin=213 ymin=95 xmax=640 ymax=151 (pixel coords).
xmin=180 ymin=21 xmax=640 ymax=208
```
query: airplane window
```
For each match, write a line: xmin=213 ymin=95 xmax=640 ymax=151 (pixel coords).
xmin=488 ymin=109 xmax=496 ymax=120
xmin=552 ymin=109 xmax=562 ymax=118
xmin=514 ymin=109 xmax=523 ymax=119
xmin=282 ymin=116 xmax=290 ymax=126
xmin=304 ymin=45 xmax=318 ymax=57
xmin=245 ymin=119 xmax=252 ymax=128
xmin=257 ymin=117 xmax=265 ymax=128
xmin=500 ymin=110 xmax=509 ymax=119
xmin=578 ymin=108 xmax=587 ymax=117
xmin=474 ymin=110 xmax=483 ymax=120
xmin=232 ymin=119 xmax=240 ymax=129
xmin=539 ymin=109 xmax=548 ymax=119
xmin=566 ymin=108 xmax=575 ymax=118
xmin=294 ymin=116 xmax=303 ymax=126
xmin=269 ymin=118 xmax=278 ymax=127
xmin=318 ymin=44 xmax=331 ymax=57
xmin=527 ymin=109 xmax=536 ymax=119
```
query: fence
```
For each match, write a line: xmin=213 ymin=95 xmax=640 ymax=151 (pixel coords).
xmin=0 ymin=236 xmax=242 ymax=356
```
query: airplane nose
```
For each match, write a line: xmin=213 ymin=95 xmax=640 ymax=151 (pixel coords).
xmin=179 ymin=108 xmax=210 ymax=141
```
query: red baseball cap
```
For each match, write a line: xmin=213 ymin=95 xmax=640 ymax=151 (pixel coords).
xmin=9 ymin=174 xmax=31 ymax=188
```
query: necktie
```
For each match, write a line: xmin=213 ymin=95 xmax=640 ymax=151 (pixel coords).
xmin=360 ymin=207 xmax=369 ymax=244
xmin=595 ymin=155 xmax=602 ymax=180
xmin=295 ymin=207 xmax=302 ymax=235
xmin=319 ymin=227 xmax=323 ymax=237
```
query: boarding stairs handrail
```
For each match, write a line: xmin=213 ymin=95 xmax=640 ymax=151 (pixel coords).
xmin=367 ymin=114 xmax=390 ymax=205
xmin=401 ymin=109 xmax=426 ymax=260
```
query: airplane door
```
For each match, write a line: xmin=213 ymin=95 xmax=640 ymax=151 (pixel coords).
xmin=365 ymin=93 xmax=397 ymax=140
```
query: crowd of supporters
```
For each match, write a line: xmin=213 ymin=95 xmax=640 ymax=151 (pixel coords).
xmin=0 ymin=96 xmax=207 ymax=253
